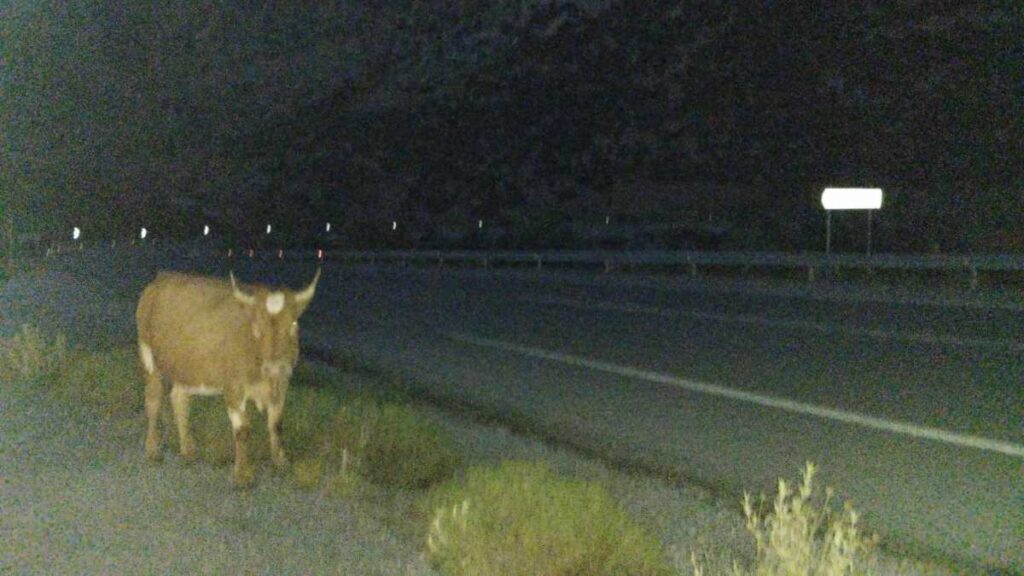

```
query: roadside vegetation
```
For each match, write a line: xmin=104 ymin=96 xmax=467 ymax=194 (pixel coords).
xmin=2 ymin=324 xmax=947 ymax=575
xmin=692 ymin=463 xmax=878 ymax=576
xmin=0 ymin=323 xmax=67 ymax=383
xmin=423 ymin=459 xmax=672 ymax=576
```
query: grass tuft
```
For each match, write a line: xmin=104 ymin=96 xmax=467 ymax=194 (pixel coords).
xmin=423 ymin=460 xmax=671 ymax=576
xmin=694 ymin=462 xmax=878 ymax=576
xmin=53 ymin=348 xmax=141 ymax=419
xmin=293 ymin=394 xmax=459 ymax=490
xmin=0 ymin=324 xmax=68 ymax=382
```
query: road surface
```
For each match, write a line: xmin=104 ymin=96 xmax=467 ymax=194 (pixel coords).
xmin=300 ymin=264 xmax=1023 ymax=573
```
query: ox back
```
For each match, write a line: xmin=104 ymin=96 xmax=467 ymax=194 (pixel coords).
xmin=136 ymin=269 xmax=319 ymax=487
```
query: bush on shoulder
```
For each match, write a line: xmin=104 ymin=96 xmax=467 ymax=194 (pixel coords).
xmin=693 ymin=462 xmax=879 ymax=576
xmin=424 ymin=460 xmax=671 ymax=576
xmin=285 ymin=388 xmax=458 ymax=492
xmin=0 ymin=324 xmax=67 ymax=383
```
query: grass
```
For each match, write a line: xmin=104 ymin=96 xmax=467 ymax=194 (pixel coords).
xmin=693 ymin=462 xmax=879 ymax=576
xmin=0 ymin=324 xmax=67 ymax=383
xmin=3 ymin=332 xmax=459 ymax=493
xmin=422 ymin=460 xmax=672 ymax=576
xmin=290 ymin=393 xmax=461 ymax=492
xmin=53 ymin=348 xmax=142 ymax=420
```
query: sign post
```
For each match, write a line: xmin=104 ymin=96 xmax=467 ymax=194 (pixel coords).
xmin=821 ymin=188 xmax=883 ymax=256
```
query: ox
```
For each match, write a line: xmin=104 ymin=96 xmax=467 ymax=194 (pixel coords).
xmin=136 ymin=269 xmax=320 ymax=486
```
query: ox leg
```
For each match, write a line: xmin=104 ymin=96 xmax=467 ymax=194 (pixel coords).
xmin=170 ymin=386 xmax=197 ymax=463
xmin=227 ymin=401 xmax=255 ymax=488
xmin=144 ymin=371 xmax=163 ymax=462
xmin=267 ymin=400 xmax=287 ymax=469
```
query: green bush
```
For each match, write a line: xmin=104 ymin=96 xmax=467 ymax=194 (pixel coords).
xmin=0 ymin=324 xmax=67 ymax=382
xmin=693 ymin=462 xmax=878 ymax=576
xmin=312 ymin=396 xmax=460 ymax=490
xmin=423 ymin=460 xmax=671 ymax=576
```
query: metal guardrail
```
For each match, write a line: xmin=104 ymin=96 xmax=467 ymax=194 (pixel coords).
xmin=326 ymin=250 xmax=1024 ymax=289
xmin=41 ymin=243 xmax=1024 ymax=291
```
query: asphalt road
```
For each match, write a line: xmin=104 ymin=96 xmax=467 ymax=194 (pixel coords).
xmin=21 ymin=250 xmax=1024 ymax=572
xmin=297 ymin=264 xmax=1023 ymax=573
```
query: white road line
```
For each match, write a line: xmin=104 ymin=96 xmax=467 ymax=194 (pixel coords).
xmin=523 ymin=296 xmax=1024 ymax=351
xmin=448 ymin=332 xmax=1024 ymax=459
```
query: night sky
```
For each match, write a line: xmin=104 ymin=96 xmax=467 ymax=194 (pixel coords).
xmin=2 ymin=2 xmax=1020 ymax=252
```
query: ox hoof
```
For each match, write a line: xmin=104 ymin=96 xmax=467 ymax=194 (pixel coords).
xmin=180 ymin=441 xmax=198 ymax=464
xmin=272 ymin=452 xmax=289 ymax=470
xmin=145 ymin=443 xmax=163 ymax=463
xmin=232 ymin=466 xmax=256 ymax=489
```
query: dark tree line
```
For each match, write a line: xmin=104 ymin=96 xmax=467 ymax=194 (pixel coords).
xmin=3 ymin=1 xmax=1020 ymax=260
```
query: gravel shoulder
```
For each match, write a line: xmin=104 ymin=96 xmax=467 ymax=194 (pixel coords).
xmin=0 ymin=373 xmax=434 ymax=575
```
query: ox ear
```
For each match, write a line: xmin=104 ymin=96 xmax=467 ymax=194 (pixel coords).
xmin=293 ymin=268 xmax=320 ymax=315
xmin=230 ymin=272 xmax=256 ymax=306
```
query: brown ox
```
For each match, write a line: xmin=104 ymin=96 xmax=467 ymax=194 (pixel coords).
xmin=136 ymin=269 xmax=320 ymax=486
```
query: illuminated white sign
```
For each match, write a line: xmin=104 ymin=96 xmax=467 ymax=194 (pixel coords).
xmin=140 ymin=227 xmax=148 ymax=239
xmin=325 ymin=222 xmax=331 ymax=232
xmin=72 ymin=227 xmax=81 ymax=241
xmin=391 ymin=221 xmax=397 ymax=231
xmin=203 ymin=225 xmax=210 ymax=236
xmin=266 ymin=224 xmax=272 ymax=234
xmin=821 ymin=188 xmax=883 ymax=210
xmin=478 ymin=220 xmax=484 ymax=229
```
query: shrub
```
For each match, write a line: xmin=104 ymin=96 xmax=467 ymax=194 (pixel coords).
xmin=316 ymin=397 xmax=459 ymax=489
xmin=424 ymin=460 xmax=671 ymax=576
xmin=693 ymin=462 xmax=878 ymax=576
xmin=0 ymin=324 xmax=67 ymax=382
xmin=361 ymin=402 xmax=460 ymax=488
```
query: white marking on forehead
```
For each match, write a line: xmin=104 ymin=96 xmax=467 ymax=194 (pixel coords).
xmin=139 ymin=341 xmax=155 ymax=374
xmin=266 ymin=292 xmax=285 ymax=315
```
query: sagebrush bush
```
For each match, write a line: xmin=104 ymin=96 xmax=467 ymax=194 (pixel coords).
xmin=0 ymin=324 xmax=67 ymax=382
xmin=424 ymin=460 xmax=671 ymax=576
xmin=693 ymin=462 xmax=878 ymax=576
xmin=310 ymin=396 xmax=460 ymax=490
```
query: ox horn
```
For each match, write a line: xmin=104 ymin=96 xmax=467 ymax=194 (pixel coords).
xmin=295 ymin=268 xmax=321 ymax=305
xmin=229 ymin=271 xmax=256 ymax=306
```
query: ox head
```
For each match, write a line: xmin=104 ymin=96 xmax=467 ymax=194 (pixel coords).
xmin=229 ymin=269 xmax=320 ymax=391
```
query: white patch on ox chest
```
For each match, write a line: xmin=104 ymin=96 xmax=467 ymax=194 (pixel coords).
xmin=173 ymin=383 xmax=222 ymax=396
xmin=266 ymin=292 xmax=285 ymax=315
xmin=138 ymin=341 xmax=155 ymax=374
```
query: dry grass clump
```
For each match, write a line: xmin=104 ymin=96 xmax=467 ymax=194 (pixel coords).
xmin=298 ymin=395 xmax=460 ymax=491
xmin=0 ymin=324 xmax=67 ymax=382
xmin=423 ymin=460 xmax=671 ymax=576
xmin=693 ymin=462 xmax=878 ymax=576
